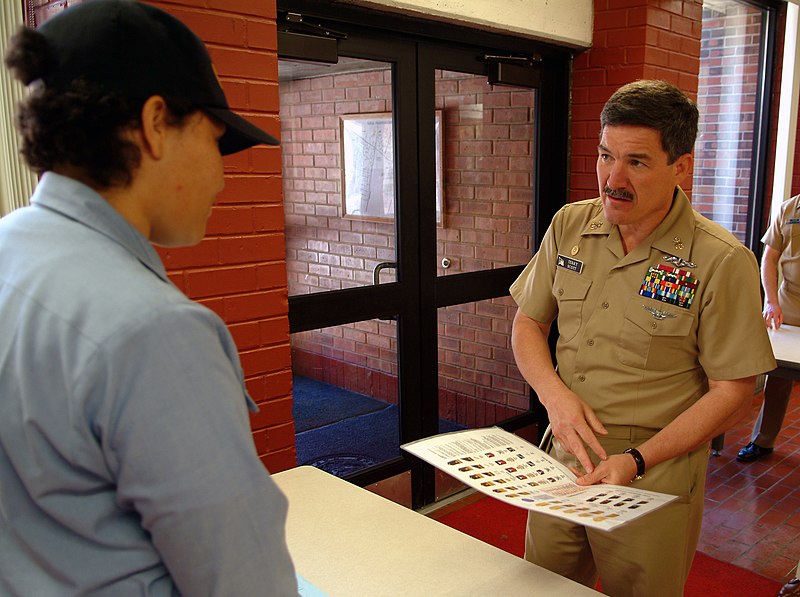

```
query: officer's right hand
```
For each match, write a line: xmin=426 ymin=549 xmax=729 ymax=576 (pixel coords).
xmin=544 ymin=389 xmax=608 ymax=474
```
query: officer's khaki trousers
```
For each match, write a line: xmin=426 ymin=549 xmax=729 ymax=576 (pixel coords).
xmin=524 ymin=427 xmax=708 ymax=597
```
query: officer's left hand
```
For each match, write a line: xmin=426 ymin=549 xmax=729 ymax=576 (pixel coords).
xmin=574 ymin=453 xmax=638 ymax=486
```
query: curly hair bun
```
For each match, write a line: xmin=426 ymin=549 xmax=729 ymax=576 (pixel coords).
xmin=4 ymin=27 xmax=55 ymax=86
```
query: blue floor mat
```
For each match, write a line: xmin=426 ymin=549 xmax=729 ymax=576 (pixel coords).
xmin=296 ymin=405 xmax=400 ymax=476
xmin=293 ymin=374 xmax=465 ymax=477
xmin=292 ymin=375 xmax=388 ymax=433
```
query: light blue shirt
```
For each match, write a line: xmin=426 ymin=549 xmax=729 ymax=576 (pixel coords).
xmin=0 ymin=173 xmax=298 ymax=595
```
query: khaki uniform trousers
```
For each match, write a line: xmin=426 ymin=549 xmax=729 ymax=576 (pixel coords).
xmin=752 ymin=375 xmax=795 ymax=448
xmin=524 ymin=425 xmax=708 ymax=597
xmin=751 ymin=308 xmax=799 ymax=448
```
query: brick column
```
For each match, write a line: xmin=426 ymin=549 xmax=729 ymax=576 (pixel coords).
xmin=570 ymin=0 xmax=703 ymax=201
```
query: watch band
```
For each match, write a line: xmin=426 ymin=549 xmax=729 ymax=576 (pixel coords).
xmin=623 ymin=448 xmax=646 ymax=480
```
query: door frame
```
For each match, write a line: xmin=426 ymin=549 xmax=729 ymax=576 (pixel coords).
xmin=278 ymin=0 xmax=572 ymax=509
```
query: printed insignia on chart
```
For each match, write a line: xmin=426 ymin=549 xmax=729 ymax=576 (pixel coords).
xmin=639 ymin=264 xmax=697 ymax=309
xmin=557 ymin=254 xmax=583 ymax=274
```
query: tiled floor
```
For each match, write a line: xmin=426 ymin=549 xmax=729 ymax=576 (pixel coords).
xmin=701 ymin=381 xmax=800 ymax=584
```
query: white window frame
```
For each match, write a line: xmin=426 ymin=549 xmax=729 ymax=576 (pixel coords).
xmin=0 ymin=0 xmax=37 ymax=217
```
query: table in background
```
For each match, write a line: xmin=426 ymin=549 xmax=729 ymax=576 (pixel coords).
xmin=767 ymin=323 xmax=800 ymax=379
xmin=273 ymin=466 xmax=600 ymax=596
xmin=711 ymin=323 xmax=800 ymax=452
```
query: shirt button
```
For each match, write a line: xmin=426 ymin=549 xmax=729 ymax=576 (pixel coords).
xmin=578 ymin=374 xmax=586 ymax=382
xmin=557 ymin=288 xmax=564 ymax=296
xmin=651 ymin=322 xmax=658 ymax=329
xmin=602 ymin=302 xmax=609 ymax=309
xmin=587 ymin=339 xmax=595 ymax=346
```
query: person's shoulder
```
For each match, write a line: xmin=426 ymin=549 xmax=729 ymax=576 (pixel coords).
xmin=691 ymin=209 xmax=747 ymax=252
xmin=779 ymin=194 xmax=800 ymax=218
xmin=554 ymin=197 xmax=603 ymax=224
xmin=562 ymin=196 xmax=602 ymax=211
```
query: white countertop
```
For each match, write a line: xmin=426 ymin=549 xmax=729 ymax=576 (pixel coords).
xmin=274 ymin=465 xmax=600 ymax=596
xmin=769 ymin=323 xmax=800 ymax=372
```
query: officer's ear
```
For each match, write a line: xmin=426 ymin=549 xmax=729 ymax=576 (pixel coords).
xmin=672 ymin=153 xmax=693 ymax=186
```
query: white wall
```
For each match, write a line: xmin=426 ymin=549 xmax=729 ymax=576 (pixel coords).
xmin=345 ymin=0 xmax=593 ymax=48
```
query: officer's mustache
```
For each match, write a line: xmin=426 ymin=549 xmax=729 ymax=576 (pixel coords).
xmin=603 ymin=186 xmax=634 ymax=201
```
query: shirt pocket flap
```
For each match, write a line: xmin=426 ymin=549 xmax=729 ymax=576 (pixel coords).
xmin=554 ymin=269 xmax=592 ymax=301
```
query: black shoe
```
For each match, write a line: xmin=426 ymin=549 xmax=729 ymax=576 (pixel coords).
xmin=779 ymin=578 xmax=800 ymax=597
xmin=736 ymin=442 xmax=773 ymax=462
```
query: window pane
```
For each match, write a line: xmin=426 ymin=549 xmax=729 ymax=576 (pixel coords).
xmin=436 ymin=70 xmax=536 ymax=275
xmin=437 ymin=297 xmax=529 ymax=433
xmin=693 ymin=1 xmax=765 ymax=242
xmin=292 ymin=319 xmax=400 ymax=478
xmin=279 ymin=58 xmax=397 ymax=296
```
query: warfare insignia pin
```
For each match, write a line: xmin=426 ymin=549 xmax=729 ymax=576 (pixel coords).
xmin=663 ymin=254 xmax=696 ymax=268
xmin=643 ymin=305 xmax=676 ymax=320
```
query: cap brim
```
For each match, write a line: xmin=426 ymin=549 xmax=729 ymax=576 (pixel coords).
xmin=204 ymin=107 xmax=279 ymax=155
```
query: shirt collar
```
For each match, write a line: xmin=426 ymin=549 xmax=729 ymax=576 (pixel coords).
xmin=649 ymin=187 xmax=695 ymax=260
xmin=30 ymin=172 xmax=169 ymax=282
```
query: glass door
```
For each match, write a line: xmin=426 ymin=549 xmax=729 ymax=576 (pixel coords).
xmin=278 ymin=3 xmax=570 ymax=509
xmin=417 ymin=44 xmax=557 ymax=503
xmin=279 ymin=34 xmax=418 ymax=485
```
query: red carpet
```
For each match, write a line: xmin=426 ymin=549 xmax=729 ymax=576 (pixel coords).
xmin=434 ymin=496 xmax=783 ymax=596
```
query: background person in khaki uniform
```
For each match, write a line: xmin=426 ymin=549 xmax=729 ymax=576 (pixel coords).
xmin=737 ymin=194 xmax=800 ymax=463
xmin=510 ymin=79 xmax=775 ymax=597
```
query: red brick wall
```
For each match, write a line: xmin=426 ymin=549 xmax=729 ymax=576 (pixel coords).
xmin=571 ymin=1 xmax=703 ymax=201
xmin=281 ymin=68 xmax=395 ymax=295
xmin=150 ymin=0 xmax=294 ymax=473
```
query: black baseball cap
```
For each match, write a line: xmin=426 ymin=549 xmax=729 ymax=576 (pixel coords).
xmin=37 ymin=0 xmax=278 ymax=155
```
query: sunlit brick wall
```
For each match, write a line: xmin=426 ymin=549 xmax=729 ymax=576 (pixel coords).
xmin=692 ymin=4 xmax=762 ymax=241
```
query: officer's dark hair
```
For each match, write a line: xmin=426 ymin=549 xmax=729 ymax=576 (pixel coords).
xmin=4 ymin=27 xmax=196 ymax=188
xmin=600 ymin=79 xmax=699 ymax=164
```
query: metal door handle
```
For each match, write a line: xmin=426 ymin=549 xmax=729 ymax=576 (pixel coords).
xmin=373 ymin=261 xmax=397 ymax=286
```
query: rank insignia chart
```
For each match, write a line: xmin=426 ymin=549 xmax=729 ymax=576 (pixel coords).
xmin=402 ymin=428 xmax=677 ymax=531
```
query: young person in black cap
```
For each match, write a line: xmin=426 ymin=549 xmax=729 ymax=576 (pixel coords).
xmin=0 ymin=1 xmax=298 ymax=594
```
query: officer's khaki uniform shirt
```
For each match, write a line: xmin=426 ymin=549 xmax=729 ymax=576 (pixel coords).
xmin=511 ymin=188 xmax=775 ymax=429
xmin=763 ymin=194 xmax=800 ymax=324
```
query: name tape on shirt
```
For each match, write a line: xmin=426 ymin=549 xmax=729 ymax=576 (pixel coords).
xmin=557 ymin=254 xmax=583 ymax=274
xmin=639 ymin=264 xmax=697 ymax=309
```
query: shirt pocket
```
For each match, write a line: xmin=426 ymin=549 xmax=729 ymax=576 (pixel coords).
xmin=554 ymin=269 xmax=592 ymax=342
xmin=790 ymin=222 xmax=800 ymax=257
xmin=616 ymin=299 xmax=696 ymax=370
